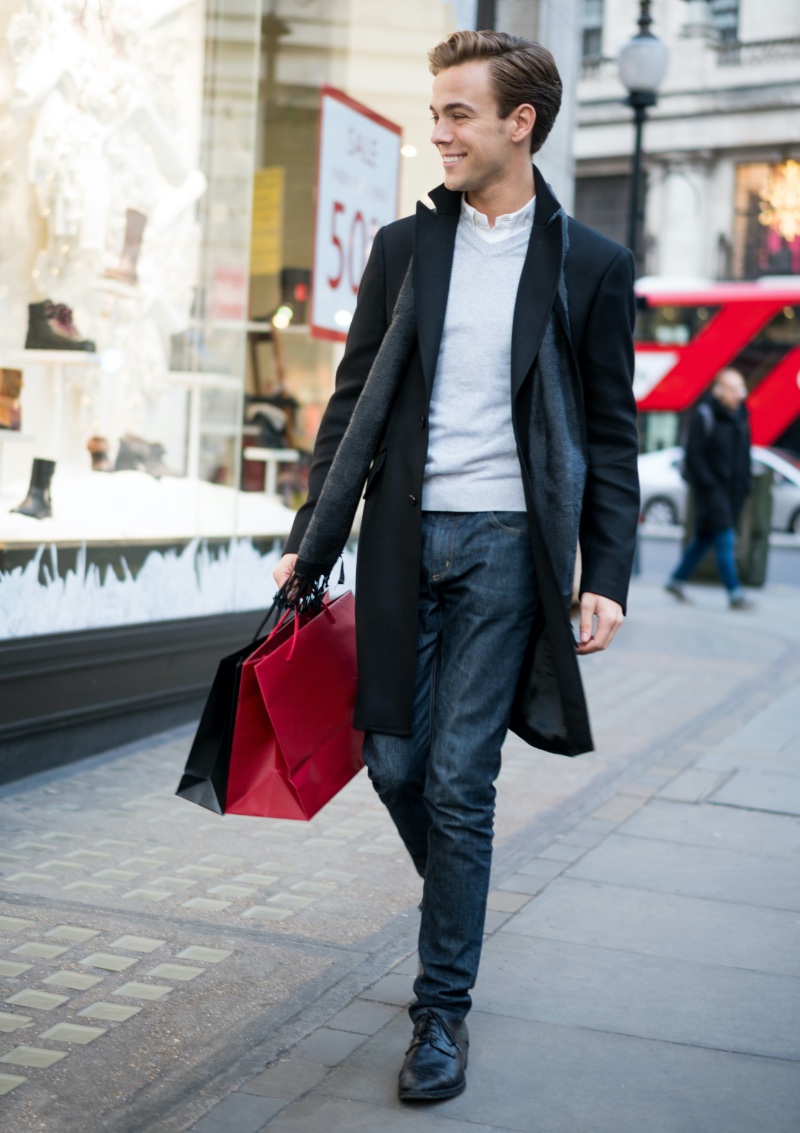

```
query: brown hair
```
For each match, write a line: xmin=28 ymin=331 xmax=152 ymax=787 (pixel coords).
xmin=428 ymin=30 xmax=562 ymax=155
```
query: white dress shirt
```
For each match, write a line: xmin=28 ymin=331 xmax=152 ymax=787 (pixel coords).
xmin=460 ymin=193 xmax=535 ymax=243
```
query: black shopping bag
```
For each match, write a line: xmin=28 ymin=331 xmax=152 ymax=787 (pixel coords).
xmin=175 ymin=639 xmax=265 ymax=813
xmin=176 ymin=604 xmax=288 ymax=813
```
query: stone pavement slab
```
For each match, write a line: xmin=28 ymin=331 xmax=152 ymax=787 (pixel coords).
xmin=617 ymin=797 xmax=800 ymax=856
xmin=478 ymin=931 xmax=800 ymax=1060
xmin=505 ymin=876 xmax=800 ymax=975
xmin=709 ymin=768 xmax=800 ymax=815
xmin=566 ymin=833 xmax=800 ymax=909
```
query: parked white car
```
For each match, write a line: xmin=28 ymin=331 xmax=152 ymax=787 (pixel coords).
xmin=638 ymin=446 xmax=800 ymax=534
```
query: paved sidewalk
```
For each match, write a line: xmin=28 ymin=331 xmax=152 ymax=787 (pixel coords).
xmin=2 ymin=579 xmax=800 ymax=1131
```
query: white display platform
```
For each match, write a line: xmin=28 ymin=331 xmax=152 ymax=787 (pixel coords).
xmin=243 ymin=445 xmax=300 ymax=496
xmin=0 ymin=464 xmax=296 ymax=546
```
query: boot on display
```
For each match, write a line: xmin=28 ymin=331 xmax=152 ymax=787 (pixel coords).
xmin=87 ymin=435 xmax=112 ymax=471
xmin=11 ymin=458 xmax=55 ymax=519
xmin=25 ymin=300 xmax=96 ymax=351
xmin=115 ymin=432 xmax=169 ymax=478
xmin=104 ymin=209 xmax=147 ymax=286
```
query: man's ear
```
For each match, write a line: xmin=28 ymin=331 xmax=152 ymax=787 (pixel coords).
xmin=511 ymin=103 xmax=536 ymax=145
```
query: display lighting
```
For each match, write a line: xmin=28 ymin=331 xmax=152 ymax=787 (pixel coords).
xmin=401 ymin=144 xmax=417 ymax=158
xmin=100 ymin=348 xmax=124 ymax=373
xmin=334 ymin=309 xmax=352 ymax=327
xmin=759 ymin=160 xmax=800 ymax=244
xmin=271 ymin=304 xmax=294 ymax=329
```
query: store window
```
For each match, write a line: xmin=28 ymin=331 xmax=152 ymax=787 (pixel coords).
xmin=733 ymin=161 xmax=800 ymax=280
xmin=0 ymin=0 xmax=268 ymax=637
xmin=574 ymin=175 xmax=629 ymax=247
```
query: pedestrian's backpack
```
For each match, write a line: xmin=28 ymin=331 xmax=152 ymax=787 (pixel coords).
xmin=678 ymin=402 xmax=713 ymax=481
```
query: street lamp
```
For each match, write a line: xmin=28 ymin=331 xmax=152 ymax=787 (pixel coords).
xmin=618 ymin=0 xmax=669 ymax=271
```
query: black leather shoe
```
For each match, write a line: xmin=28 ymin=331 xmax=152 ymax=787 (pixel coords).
xmin=398 ymin=1009 xmax=469 ymax=1101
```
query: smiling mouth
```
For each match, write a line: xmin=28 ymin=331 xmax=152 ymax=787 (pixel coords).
xmin=442 ymin=154 xmax=466 ymax=164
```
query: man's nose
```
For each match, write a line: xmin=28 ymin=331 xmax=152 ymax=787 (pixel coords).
xmin=430 ymin=119 xmax=452 ymax=146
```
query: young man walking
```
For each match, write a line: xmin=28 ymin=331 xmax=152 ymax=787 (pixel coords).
xmin=666 ymin=368 xmax=753 ymax=609
xmin=274 ymin=30 xmax=640 ymax=1101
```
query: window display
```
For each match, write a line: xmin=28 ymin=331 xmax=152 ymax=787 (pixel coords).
xmin=0 ymin=0 xmax=291 ymax=636
xmin=733 ymin=161 xmax=800 ymax=280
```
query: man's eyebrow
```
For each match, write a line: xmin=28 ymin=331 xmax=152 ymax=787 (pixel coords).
xmin=429 ymin=101 xmax=477 ymax=114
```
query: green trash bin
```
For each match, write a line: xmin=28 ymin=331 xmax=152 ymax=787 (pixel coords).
xmin=684 ymin=464 xmax=773 ymax=588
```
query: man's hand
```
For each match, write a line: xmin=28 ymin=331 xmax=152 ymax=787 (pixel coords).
xmin=273 ymin=553 xmax=298 ymax=589
xmin=575 ymin=592 xmax=624 ymax=655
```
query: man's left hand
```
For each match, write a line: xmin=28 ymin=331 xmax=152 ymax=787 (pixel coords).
xmin=576 ymin=592 xmax=624 ymax=655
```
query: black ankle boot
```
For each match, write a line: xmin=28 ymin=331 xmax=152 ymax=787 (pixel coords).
xmin=25 ymin=301 xmax=95 ymax=352
xmin=11 ymin=458 xmax=55 ymax=519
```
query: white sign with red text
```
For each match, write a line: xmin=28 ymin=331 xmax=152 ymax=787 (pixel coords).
xmin=311 ymin=85 xmax=401 ymax=341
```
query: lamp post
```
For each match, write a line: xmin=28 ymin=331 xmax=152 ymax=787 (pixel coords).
xmin=618 ymin=0 xmax=669 ymax=271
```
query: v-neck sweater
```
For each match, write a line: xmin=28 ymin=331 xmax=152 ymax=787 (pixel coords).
xmin=421 ymin=218 xmax=530 ymax=512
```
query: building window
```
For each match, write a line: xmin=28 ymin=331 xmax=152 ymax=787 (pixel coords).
xmin=580 ymin=0 xmax=604 ymax=61
xmin=574 ymin=175 xmax=629 ymax=247
xmin=710 ymin=0 xmax=739 ymax=44
xmin=733 ymin=162 xmax=800 ymax=279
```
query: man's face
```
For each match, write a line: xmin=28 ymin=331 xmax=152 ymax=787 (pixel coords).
xmin=714 ymin=370 xmax=747 ymax=411
xmin=429 ymin=60 xmax=528 ymax=194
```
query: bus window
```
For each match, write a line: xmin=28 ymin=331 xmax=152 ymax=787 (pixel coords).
xmin=634 ymin=304 xmax=718 ymax=345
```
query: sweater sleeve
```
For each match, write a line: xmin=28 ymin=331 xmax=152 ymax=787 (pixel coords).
xmin=577 ymin=247 xmax=641 ymax=613
xmin=283 ymin=229 xmax=389 ymax=555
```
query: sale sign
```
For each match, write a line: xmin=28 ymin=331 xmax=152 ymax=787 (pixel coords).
xmin=311 ymin=85 xmax=401 ymax=341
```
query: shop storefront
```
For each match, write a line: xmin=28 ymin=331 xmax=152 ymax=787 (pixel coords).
xmin=0 ymin=0 xmax=489 ymax=777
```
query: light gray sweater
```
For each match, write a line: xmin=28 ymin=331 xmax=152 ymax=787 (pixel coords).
xmin=421 ymin=219 xmax=529 ymax=512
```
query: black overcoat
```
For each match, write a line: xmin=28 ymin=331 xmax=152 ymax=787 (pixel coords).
xmin=285 ymin=169 xmax=640 ymax=756
xmin=684 ymin=398 xmax=752 ymax=533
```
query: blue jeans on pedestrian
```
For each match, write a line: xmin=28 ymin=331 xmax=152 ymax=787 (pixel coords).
xmin=670 ymin=527 xmax=742 ymax=595
xmin=362 ymin=511 xmax=537 ymax=1021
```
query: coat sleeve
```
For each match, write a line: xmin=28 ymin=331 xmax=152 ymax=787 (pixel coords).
xmin=577 ymin=246 xmax=641 ymax=613
xmin=283 ymin=229 xmax=389 ymax=555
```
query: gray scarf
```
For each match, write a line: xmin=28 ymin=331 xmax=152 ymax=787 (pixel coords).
xmin=292 ymin=209 xmax=586 ymax=604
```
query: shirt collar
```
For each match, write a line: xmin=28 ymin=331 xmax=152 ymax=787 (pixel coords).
xmin=460 ymin=193 xmax=535 ymax=234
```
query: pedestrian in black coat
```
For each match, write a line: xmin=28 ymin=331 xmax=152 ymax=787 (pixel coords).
xmin=667 ymin=368 xmax=753 ymax=608
xmin=274 ymin=30 xmax=640 ymax=1101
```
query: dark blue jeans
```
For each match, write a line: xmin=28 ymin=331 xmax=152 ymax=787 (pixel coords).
xmin=670 ymin=527 xmax=741 ymax=595
xmin=362 ymin=511 xmax=537 ymax=1020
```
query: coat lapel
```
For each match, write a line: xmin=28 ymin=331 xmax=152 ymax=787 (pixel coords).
xmin=414 ymin=187 xmax=460 ymax=401
xmin=511 ymin=171 xmax=564 ymax=401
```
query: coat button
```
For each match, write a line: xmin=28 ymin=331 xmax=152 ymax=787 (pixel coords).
xmin=420 ymin=415 xmax=427 ymax=429
xmin=409 ymin=494 xmax=417 ymax=505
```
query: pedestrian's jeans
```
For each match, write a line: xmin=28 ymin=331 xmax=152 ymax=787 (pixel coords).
xmin=670 ymin=527 xmax=742 ymax=596
xmin=362 ymin=511 xmax=537 ymax=1021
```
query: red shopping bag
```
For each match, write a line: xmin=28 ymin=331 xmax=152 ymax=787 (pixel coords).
xmin=225 ymin=591 xmax=364 ymax=820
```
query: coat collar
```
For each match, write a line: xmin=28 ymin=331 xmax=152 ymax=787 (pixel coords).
xmin=426 ymin=165 xmax=561 ymax=225
xmin=415 ymin=167 xmax=565 ymax=401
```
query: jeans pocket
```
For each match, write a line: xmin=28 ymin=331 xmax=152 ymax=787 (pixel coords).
xmin=488 ymin=510 xmax=529 ymax=536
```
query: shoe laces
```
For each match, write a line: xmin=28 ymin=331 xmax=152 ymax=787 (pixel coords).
xmin=408 ymin=1011 xmax=457 ymax=1055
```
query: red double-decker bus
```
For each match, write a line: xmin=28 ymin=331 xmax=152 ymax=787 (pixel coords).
xmin=634 ymin=278 xmax=800 ymax=457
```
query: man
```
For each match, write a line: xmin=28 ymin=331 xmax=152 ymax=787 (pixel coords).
xmin=666 ymin=368 xmax=753 ymax=609
xmin=274 ymin=30 xmax=639 ymax=1101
